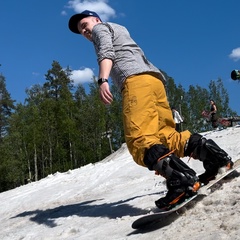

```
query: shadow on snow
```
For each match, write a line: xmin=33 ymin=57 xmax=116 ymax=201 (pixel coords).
xmin=11 ymin=192 xmax=164 ymax=228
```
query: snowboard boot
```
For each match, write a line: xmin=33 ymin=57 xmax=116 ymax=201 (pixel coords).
xmin=143 ymin=144 xmax=200 ymax=210
xmin=184 ymin=133 xmax=233 ymax=185
xmin=152 ymin=154 xmax=200 ymax=210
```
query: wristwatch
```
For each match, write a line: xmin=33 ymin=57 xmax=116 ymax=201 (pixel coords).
xmin=98 ymin=78 xmax=108 ymax=86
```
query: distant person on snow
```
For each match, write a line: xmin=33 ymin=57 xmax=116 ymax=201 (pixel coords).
xmin=68 ymin=10 xmax=233 ymax=210
xmin=209 ymin=100 xmax=218 ymax=129
xmin=171 ymin=107 xmax=183 ymax=132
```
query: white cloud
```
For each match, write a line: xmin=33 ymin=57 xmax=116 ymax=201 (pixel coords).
xmin=229 ymin=47 xmax=240 ymax=61
xmin=70 ymin=67 xmax=95 ymax=85
xmin=66 ymin=0 xmax=116 ymax=21
xmin=32 ymin=72 xmax=40 ymax=76
xmin=61 ymin=10 xmax=67 ymax=16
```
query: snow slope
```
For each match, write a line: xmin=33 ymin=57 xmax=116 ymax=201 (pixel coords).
xmin=1 ymin=126 xmax=240 ymax=240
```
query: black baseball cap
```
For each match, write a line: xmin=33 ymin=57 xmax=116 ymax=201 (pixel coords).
xmin=68 ymin=10 xmax=102 ymax=34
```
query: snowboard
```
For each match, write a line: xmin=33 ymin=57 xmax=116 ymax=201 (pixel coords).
xmin=132 ymin=159 xmax=240 ymax=229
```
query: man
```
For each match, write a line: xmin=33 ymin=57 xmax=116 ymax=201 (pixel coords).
xmin=68 ymin=10 xmax=233 ymax=210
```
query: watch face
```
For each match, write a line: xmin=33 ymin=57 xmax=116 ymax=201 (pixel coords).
xmin=98 ymin=78 xmax=108 ymax=85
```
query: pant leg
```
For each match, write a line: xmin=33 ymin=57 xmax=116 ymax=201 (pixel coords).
xmin=175 ymin=123 xmax=180 ymax=132
xmin=122 ymin=74 xmax=191 ymax=167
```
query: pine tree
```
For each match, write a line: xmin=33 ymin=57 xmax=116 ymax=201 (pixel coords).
xmin=0 ymin=74 xmax=15 ymax=140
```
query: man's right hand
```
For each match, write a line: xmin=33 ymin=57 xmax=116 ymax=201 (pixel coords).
xmin=99 ymin=82 xmax=113 ymax=105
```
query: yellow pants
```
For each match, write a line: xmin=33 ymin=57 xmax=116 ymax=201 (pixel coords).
xmin=122 ymin=73 xmax=191 ymax=167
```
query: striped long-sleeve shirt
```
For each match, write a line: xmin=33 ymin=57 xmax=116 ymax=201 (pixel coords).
xmin=92 ymin=22 xmax=166 ymax=90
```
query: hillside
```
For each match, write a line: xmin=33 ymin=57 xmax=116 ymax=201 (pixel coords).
xmin=0 ymin=126 xmax=240 ymax=240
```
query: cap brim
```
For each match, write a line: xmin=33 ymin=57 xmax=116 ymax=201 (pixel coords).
xmin=68 ymin=13 xmax=87 ymax=34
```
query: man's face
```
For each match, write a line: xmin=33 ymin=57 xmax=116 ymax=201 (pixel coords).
xmin=77 ymin=16 xmax=100 ymax=41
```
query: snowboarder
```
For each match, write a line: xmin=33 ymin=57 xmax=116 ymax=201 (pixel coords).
xmin=68 ymin=10 xmax=233 ymax=210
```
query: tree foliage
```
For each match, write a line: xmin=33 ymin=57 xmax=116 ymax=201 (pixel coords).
xmin=0 ymin=64 xmax=237 ymax=192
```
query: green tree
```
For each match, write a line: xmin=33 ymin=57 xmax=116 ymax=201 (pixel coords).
xmin=0 ymin=74 xmax=15 ymax=140
xmin=108 ymin=84 xmax=124 ymax=149
xmin=0 ymin=74 xmax=18 ymax=191
xmin=208 ymin=78 xmax=236 ymax=117
xmin=43 ymin=61 xmax=76 ymax=173
xmin=185 ymin=85 xmax=210 ymax=132
xmin=1 ymin=65 xmax=238 ymax=193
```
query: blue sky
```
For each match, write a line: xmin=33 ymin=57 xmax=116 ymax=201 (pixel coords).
xmin=1 ymin=0 xmax=240 ymax=114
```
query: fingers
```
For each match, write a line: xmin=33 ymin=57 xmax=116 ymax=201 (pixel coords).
xmin=100 ymin=91 xmax=113 ymax=104
xmin=99 ymin=83 xmax=113 ymax=105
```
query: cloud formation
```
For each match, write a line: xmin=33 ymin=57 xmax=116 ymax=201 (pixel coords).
xmin=67 ymin=0 xmax=115 ymax=21
xmin=70 ymin=67 xmax=95 ymax=85
xmin=229 ymin=47 xmax=240 ymax=61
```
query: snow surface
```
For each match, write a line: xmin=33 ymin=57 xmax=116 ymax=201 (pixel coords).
xmin=1 ymin=126 xmax=240 ymax=240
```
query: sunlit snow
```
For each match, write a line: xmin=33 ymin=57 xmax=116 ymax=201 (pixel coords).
xmin=1 ymin=126 xmax=240 ymax=240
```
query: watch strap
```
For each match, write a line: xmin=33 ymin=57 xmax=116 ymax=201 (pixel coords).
xmin=98 ymin=78 xmax=108 ymax=86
